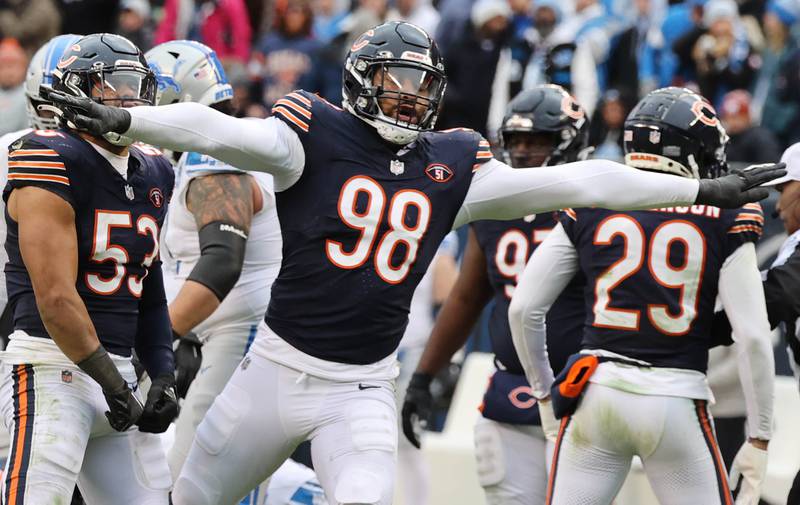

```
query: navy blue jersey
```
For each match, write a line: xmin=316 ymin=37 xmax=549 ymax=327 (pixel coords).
xmin=473 ymin=213 xmax=585 ymax=425
xmin=472 ymin=213 xmax=585 ymax=376
xmin=4 ymin=131 xmax=174 ymax=356
xmin=561 ymin=203 xmax=764 ymax=372
xmin=267 ymin=91 xmax=491 ymax=364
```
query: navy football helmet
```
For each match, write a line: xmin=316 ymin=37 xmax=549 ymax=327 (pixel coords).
xmin=499 ymin=84 xmax=589 ymax=168
xmin=52 ymin=33 xmax=156 ymax=146
xmin=624 ymin=87 xmax=729 ymax=179
xmin=342 ymin=21 xmax=447 ymax=145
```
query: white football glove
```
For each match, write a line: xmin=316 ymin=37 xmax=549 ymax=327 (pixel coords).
xmin=729 ymin=441 xmax=768 ymax=505
xmin=538 ymin=398 xmax=560 ymax=443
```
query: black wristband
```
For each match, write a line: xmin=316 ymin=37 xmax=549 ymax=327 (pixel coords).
xmin=77 ymin=347 xmax=126 ymax=393
xmin=409 ymin=372 xmax=433 ymax=390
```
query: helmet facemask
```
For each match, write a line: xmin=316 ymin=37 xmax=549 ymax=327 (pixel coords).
xmin=344 ymin=57 xmax=446 ymax=145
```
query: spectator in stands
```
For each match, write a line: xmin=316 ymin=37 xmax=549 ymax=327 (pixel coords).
xmin=588 ymin=88 xmax=632 ymax=162
xmin=676 ymin=0 xmax=759 ymax=105
xmin=0 ymin=38 xmax=28 ymax=135
xmin=386 ymin=0 xmax=441 ymax=37
xmin=721 ymin=90 xmax=781 ymax=164
xmin=255 ymin=0 xmax=321 ymax=109
xmin=503 ymin=0 xmax=534 ymax=99
xmin=753 ymin=0 xmax=800 ymax=147
xmin=660 ymin=0 xmax=705 ymax=87
xmin=116 ymin=0 xmax=154 ymax=52
xmin=0 ymin=0 xmax=59 ymax=55
xmin=552 ymin=0 xmax=616 ymax=92
xmin=438 ymin=0 xmax=511 ymax=136
xmin=155 ymin=0 xmax=253 ymax=64
xmin=338 ymin=0 xmax=388 ymax=55
xmin=57 ymin=0 xmax=118 ymax=36
xmin=435 ymin=0 xmax=476 ymax=54
xmin=313 ymin=0 xmax=348 ymax=43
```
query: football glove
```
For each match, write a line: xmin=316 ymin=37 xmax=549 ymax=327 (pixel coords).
xmin=174 ymin=330 xmax=203 ymax=399
xmin=41 ymin=87 xmax=132 ymax=136
xmin=538 ymin=398 xmax=560 ymax=443
xmin=695 ymin=163 xmax=786 ymax=208
xmin=729 ymin=441 xmax=769 ymax=505
xmin=103 ymin=383 xmax=144 ymax=432
xmin=136 ymin=373 xmax=179 ymax=434
xmin=401 ymin=372 xmax=433 ymax=449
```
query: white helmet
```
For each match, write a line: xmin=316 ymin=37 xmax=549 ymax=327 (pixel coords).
xmin=25 ymin=34 xmax=82 ymax=130
xmin=145 ymin=40 xmax=233 ymax=107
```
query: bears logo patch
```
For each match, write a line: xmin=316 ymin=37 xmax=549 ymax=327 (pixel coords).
xmin=425 ymin=163 xmax=453 ymax=183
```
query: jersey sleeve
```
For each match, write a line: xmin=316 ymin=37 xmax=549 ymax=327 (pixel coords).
xmin=473 ymin=135 xmax=493 ymax=171
xmin=726 ymin=203 xmax=764 ymax=250
xmin=559 ymin=208 xmax=579 ymax=243
xmin=5 ymin=139 xmax=75 ymax=208
xmin=270 ymin=90 xmax=313 ymax=136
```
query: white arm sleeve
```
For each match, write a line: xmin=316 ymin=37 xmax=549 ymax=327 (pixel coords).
xmin=126 ymin=103 xmax=305 ymax=191
xmin=453 ymin=158 xmax=700 ymax=228
xmin=508 ymin=223 xmax=580 ymax=398
xmin=718 ymin=242 xmax=775 ymax=440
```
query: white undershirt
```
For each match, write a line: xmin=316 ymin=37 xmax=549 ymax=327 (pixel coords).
xmin=86 ymin=139 xmax=129 ymax=180
xmin=508 ymin=222 xmax=775 ymax=439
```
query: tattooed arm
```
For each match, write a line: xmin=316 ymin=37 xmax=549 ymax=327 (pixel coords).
xmin=169 ymin=172 xmax=261 ymax=336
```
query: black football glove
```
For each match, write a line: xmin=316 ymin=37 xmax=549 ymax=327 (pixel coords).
xmin=401 ymin=372 xmax=433 ymax=449
xmin=695 ymin=163 xmax=786 ymax=208
xmin=137 ymin=373 xmax=179 ymax=433
xmin=103 ymin=383 xmax=144 ymax=432
xmin=40 ymin=87 xmax=132 ymax=136
xmin=175 ymin=330 xmax=203 ymax=399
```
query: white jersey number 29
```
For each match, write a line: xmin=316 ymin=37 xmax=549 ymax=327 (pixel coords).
xmin=326 ymin=176 xmax=431 ymax=284
xmin=593 ymin=216 xmax=706 ymax=336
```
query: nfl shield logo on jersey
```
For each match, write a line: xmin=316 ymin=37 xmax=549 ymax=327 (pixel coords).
xmin=125 ymin=184 xmax=135 ymax=200
xmin=390 ymin=159 xmax=405 ymax=176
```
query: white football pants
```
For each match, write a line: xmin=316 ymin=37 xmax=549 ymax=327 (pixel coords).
xmin=167 ymin=321 xmax=257 ymax=480
xmin=172 ymin=352 xmax=397 ymax=505
xmin=0 ymin=360 xmax=170 ymax=505
xmin=547 ymin=383 xmax=732 ymax=505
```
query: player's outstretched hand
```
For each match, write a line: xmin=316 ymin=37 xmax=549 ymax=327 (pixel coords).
xmin=40 ymin=86 xmax=131 ymax=136
xmin=137 ymin=374 xmax=179 ymax=434
xmin=695 ymin=163 xmax=786 ymax=208
xmin=401 ymin=372 xmax=433 ymax=449
xmin=175 ymin=330 xmax=203 ymax=399
xmin=103 ymin=383 xmax=144 ymax=432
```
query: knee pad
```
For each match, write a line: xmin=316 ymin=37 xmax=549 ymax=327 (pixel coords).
xmin=333 ymin=467 xmax=383 ymax=505
xmin=474 ymin=419 xmax=506 ymax=488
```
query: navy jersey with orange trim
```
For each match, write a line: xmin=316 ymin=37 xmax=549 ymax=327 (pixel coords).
xmin=472 ymin=213 xmax=585 ymax=425
xmin=3 ymin=130 xmax=174 ymax=356
xmin=267 ymin=90 xmax=491 ymax=364
xmin=561 ymin=203 xmax=764 ymax=372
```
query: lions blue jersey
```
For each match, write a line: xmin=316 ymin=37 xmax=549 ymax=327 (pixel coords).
xmin=561 ymin=203 xmax=764 ymax=372
xmin=4 ymin=130 xmax=174 ymax=356
xmin=472 ymin=213 xmax=585 ymax=425
xmin=267 ymin=91 xmax=492 ymax=364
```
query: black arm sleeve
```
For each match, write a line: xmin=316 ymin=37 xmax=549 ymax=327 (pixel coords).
xmin=185 ymin=221 xmax=247 ymax=301
xmin=763 ymin=244 xmax=800 ymax=329
xmin=135 ymin=262 xmax=174 ymax=378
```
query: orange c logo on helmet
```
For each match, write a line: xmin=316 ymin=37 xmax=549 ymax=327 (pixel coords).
xmin=351 ymin=30 xmax=375 ymax=52
xmin=690 ymin=99 xmax=719 ymax=127
xmin=561 ymin=95 xmax=584 ymax=120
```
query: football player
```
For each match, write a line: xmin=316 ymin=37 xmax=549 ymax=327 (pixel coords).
xmin=45 ymin=22 xmax=783 ymax=505
xmin=0 ymin=34 xmax=177 ymax=504
xmin=402 ymin=84 xmax=589 ymax=505
xmin=509 ymin=87 xmax=774 ymax=505
xmin=144 ymin=40 xmax=283 ymax=485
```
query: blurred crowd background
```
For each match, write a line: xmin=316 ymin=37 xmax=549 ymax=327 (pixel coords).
xmin=1 ymin=0 xmax=800 ymax=165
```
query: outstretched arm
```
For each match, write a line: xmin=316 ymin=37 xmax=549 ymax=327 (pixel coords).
xmin=454 ymin=159 xmax=784 ymax=228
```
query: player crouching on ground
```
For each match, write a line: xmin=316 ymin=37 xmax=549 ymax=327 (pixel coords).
xmin=509 ymin=87 xmax=774 ymax=505
xmin=0 ymin=33 xmax=177 ymax=504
